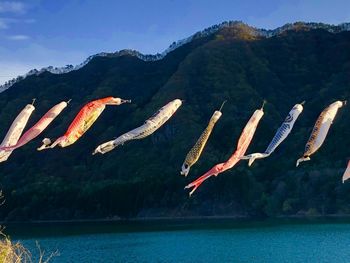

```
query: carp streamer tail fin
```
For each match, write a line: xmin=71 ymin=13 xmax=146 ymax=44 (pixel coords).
xmin=342 ymin=161 xmax=350 ymax=183
xmin=240 ymin=153 xmax=270 ymax=167
xmin=184 ymin=171 xmax=217 ymax=197
xmin=37 ymin=138 xmax=52 ymax=151
xmin=92 ymin=140 xmax=116 ymax=155
xmin=184 ymin=177 xmax=202 ymax=197
xmin=296 ymin=156 xmax=311 ymax=167
xmin=37 ymin=137 xmax=65 ymax=151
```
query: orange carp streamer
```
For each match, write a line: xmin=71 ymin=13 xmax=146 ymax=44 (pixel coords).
xmin=185 ymin=102 xmax=265 ymax=196
xmin=342 ymin=161 xmax=350 ymax=183
xmin=0 ymin=101 xmax=69 ymax=152
xmin=37 ymin=97 xmax=130 ymax=150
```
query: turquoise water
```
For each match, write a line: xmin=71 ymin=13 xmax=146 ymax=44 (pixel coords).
xmin=7 ymin=220 xmax=350 ymax=262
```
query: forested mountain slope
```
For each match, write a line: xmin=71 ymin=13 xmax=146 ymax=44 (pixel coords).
xmin=0 ymin=22 xmax=349 ymax=221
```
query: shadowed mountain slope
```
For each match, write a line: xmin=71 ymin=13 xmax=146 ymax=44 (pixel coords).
xmin=0 ymin=22 xmax=349 ymax=220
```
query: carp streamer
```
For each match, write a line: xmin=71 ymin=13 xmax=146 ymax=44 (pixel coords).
xmin=342 ymin=161 xmax=350 ymax=183
xmin=38 ymin=97 xmax=130 ymax=150
xmin=241 ymin=102 xmax=304 ymax=166
xmin=0 ymin=100 xmax=35 ymax=162
xmin=185 ymin=102 xmax=265 ymax=196
xmin=0 ymin=100 xmax=69 ymax=151
xmin=93 ymin=99 xmax=182 ymax=155
xmin=180 ymin=101 xmax=226 ymax=177
xmin=296 ymin=100 xmax=346 ymax=167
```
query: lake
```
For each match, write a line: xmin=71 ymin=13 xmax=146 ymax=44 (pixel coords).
xmin=6 ymin=219 xmax=350 ymax=262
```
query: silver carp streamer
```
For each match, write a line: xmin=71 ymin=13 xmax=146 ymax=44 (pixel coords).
xmin=93 ymin=99 xmax=182 ymax=155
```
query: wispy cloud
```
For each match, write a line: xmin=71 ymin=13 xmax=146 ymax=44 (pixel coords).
xmin=0 ymin=1 xmax=26 ymax=14
xmin=6 ymin=34 xmax=29 ymax=40
xmin=0 ymin=19 xmax=8 ymax=29
xmin=0 ymin=17 xmax=35 ymax=30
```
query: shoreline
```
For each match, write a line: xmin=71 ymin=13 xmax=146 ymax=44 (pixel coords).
xmin=5 ymin=215 xmax=350 ymax=238
xmin=3 ymin=214 xmax=350 ymax=225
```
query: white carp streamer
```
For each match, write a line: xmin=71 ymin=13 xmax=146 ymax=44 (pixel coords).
xmin=185 ymin=102 xmax=265 ymax=196
xmin=342 ymin=161 xmax=350 ymax=183
xmin=296 ymin=100 xmax=346 ymax=167
xmin=0 ymin=102 xmax=35 ymax=162
xmin=241 ymin=102 xmax=304 ymax=166
xmin=93 ymin=99 xmax=182 ymax=155
xmin=180 ymin=101 xmax=226 ymax=177
xmin=0 ymin=101 xmax=69 ymax=152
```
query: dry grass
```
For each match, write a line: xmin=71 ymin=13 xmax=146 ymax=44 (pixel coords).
xmin=0 ymin=191 xmax=30 ymax=263
xmin=0 ymin=229 xmax=31 ymax=263
xmin=0 ymin=191 xmax=58 ymax=263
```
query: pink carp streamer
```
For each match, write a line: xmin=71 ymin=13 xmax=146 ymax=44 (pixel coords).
xmin=0 ymin=101 xmax=69 ymax=151
xmin=0 ymin=101 xmax=35 ymax=162
xmin=342 ymin=161 xmax=350 ymax=183
xmin=37 ymin=97 xmax=130 ymax=150
xmin=185 ymin=102 xmax=265 ymax=196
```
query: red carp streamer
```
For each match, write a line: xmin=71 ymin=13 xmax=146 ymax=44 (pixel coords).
xmin=38 ymin=97 xmax=130 ymax=150
xmin=0 ymin=101 xmax=69 ymax=151
xmin=185 ymin=102 xmax=265 ymax=196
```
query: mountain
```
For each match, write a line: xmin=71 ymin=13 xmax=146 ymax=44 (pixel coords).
xmin=2 ymin=21 xmax=350 ymax=93
xmin=0 ymin=21 xmax=349 ymax=221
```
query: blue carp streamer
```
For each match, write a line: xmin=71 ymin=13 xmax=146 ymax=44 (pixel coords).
xmin=241 ymin=102 xmax=304 ymax=166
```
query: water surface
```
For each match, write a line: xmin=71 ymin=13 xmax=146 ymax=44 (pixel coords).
xmin=7 ymin=219 xmax=350 ymax=262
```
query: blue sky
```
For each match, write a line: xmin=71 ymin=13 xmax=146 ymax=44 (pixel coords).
xmin=1 ymin=0 xmax=350 ymax=84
